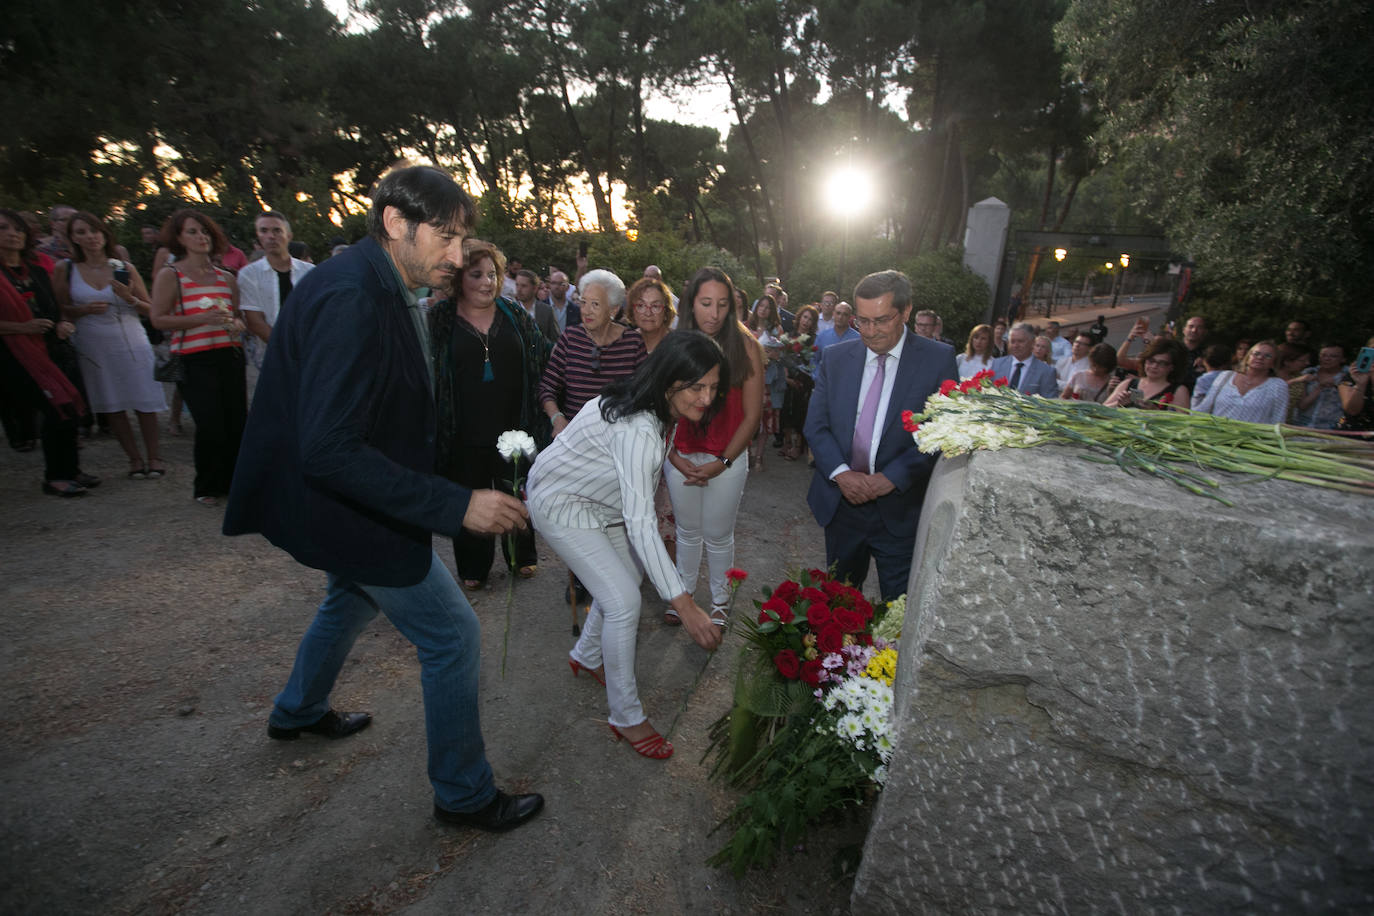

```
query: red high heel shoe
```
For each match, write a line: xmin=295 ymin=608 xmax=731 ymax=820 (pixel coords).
xmin=568 ymin=657 xmax=605 ymax=686
xmin=608 ymin=723 xmax=673 ymax=759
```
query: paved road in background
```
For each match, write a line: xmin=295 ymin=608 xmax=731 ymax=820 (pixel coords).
xmin=1020 ymin=291 xmax=1175 ymax=344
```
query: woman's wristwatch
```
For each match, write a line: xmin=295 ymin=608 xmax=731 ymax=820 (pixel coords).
xmin=715 ymin=454 xmax=733 ymax=468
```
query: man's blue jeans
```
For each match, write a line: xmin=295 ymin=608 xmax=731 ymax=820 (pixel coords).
xmin=270 ymin=552 xmax=496 ymax=813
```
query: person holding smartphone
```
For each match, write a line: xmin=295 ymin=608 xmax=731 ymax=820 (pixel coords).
xmin=52 ymin=211 xmax=167 ymax=479
xmin=1337 ymin=339 xmax=1374 ymax=434
xmin=1104 ymin=338 xmax=1191 ymax=410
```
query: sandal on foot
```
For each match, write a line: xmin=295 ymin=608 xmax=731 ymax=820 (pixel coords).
xmin=462 ymin=579 xmax=486 ymax=591
xmin=74 ymin=472 xmax=101 ymax=489
xmin=42 ymin=480 xmax=88 ymax=498
xmin=609 ymin=723 xmax=673 ymax=759
xmin=568 ymin=656 xmax=606 ymax=686
xmin=663 ymin=607 xmax=682 ymax=626
xmin=517 ymin=564 xmax=538 ymax=579
xmin=128 ymin=466 xmax=149 ymax=480
xmin=709 ymin=604 xmax=730 ymax=627
xmin=195 ymin=495 xmax=219 ymax=507
xmin=145 ymin=461 xmax=166 ymax=479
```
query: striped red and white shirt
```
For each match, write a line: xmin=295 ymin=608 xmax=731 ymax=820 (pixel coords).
xmin=170 ymin=266 xmax=239 ymax=355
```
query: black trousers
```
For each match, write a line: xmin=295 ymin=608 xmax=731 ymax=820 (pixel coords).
xmin=180 ymin=347 xmax=247 ymax=498
xmin=446 ymin=445 xmax=537 ymax=583
xmin=0 ymin=351 xmax=79 ymax=479
xmin=824 ymin=498 xmax=915 ymax=604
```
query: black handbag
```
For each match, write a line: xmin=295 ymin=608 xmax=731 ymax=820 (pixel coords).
xmin=153 ymin=351 xmax=184 ymax=383
xmin=154 ymin=269 xmax=187 ymax=383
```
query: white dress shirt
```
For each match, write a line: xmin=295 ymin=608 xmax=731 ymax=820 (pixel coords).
xmin=237 ymin=256 xmax=313 ymax=327
xmin=829 ymin=333 xmax=907 ymax=477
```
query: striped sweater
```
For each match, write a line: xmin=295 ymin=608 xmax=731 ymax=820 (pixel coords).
xmin=538 ymin=325 xmax=645 ymax=417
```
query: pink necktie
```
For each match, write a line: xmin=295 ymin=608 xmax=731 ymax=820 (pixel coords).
xmin=850 ymin=353 xmax=887 ymax=473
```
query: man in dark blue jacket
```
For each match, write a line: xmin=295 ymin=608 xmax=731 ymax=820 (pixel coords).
xmin=804 ymin=270 xmax=958 ymax=601
xmin=224 ymin=165 xmax=543 ymax=832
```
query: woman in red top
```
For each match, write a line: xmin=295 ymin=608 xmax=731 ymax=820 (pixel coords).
xmin=150 ymin=210 xmax=246 ymax=506
xmin=664 ymin=267 xmax=764 ymax=626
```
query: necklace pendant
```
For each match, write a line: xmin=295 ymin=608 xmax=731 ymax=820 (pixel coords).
xmin=482 ymin=359 xmax=494 ymax=383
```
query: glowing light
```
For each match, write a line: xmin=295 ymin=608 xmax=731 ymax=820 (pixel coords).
xmin=825 ymin=166 xmax=873 ymax=215
xmin=1054 ymin=248 xmax=1067 ymax=261
xmin=1120 ymin=253 xmax=1130 ymax=268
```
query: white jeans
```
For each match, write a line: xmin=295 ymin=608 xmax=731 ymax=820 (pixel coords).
xmin=664 ymin=452 xmax=748 ymax=607
xmin=530 ymin=507 xmax=648 ymax=728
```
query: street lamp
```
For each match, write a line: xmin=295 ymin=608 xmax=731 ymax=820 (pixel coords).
xmin=1110 ymin=252 xmax=1132 ymax=310
xmin=826 ymin=165 xmax=873 ymax=291
xmin=1049 ymin=247 xmax=1067 ymax=315
xmin=1111 ymin=253 xmax=1130 ymax=309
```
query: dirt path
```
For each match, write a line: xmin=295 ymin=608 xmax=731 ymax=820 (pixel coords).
xmin=1 ymin=425 xmax=861 ymax=915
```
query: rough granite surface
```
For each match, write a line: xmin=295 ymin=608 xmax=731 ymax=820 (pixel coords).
xmin=851 ymin=446 xmax=1374 ymax=914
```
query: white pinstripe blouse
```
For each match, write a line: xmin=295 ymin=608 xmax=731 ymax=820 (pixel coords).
xmin=526 ymin=397 xmax=685 ymax=601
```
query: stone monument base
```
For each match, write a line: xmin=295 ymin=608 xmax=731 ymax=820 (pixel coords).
xmin=852 ymin=447 xmax=1374 ymax=913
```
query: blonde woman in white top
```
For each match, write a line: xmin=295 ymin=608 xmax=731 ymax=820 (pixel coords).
xmin=527 ymin=331 xmax=726 ymax=760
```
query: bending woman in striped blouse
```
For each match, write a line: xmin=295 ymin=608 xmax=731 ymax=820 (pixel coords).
xmin=526 ymin=332 xmax=726 ymax=760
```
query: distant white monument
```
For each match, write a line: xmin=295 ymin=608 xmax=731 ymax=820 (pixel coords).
xmin=962 ymin=198 xmax=1010 ymax=308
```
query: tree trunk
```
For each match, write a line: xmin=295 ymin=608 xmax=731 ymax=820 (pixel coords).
xmin=724 ymin=66 xmax=782 ymax=273
xmin=139 ymin=132 xmax=169 ymax=195
xmin=514 ymin=102 xmax=548 ymax=223
xmin=453 ymin=120 xmax=498 ymax=194
xmin=695 ymin=196 xmax=720 ymax=248
xmin=765 ymin=60 xmax=800 ymax=284
xmin=1019 ymin=145 xmax=1061 ymax=310
xmin=744 ymin=189 xmax=765 ymax=286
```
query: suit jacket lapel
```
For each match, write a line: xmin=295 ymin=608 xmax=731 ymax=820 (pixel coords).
xmin=834 ymin=343 xmax=865 ymax=447
xmin=879 ymin=331 xmax=921 ymax=441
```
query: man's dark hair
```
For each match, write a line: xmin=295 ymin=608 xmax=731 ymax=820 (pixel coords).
xmin=257 ymin=211 xmax=291 ymax=231
xmin=515 ymin=268 xmax=539 ymax=285
xmin=367 ymin=165 xmax=476 ymax=242
xmin=1088 ymin=342 xmax=1118 ymax=373
xmin=853 ymin=270 xmax=913 ymax=312
xmin=288 ymin=240 xmax=310 ymax=260
xmin=1202 ymin=343 xmax=1232 ymax=370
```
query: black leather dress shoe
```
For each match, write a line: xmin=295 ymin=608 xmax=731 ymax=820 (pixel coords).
xmin=434 ymin=790 xmax=544 ymax=832
xmin=267 ymin=709 xmax=372 ymax=740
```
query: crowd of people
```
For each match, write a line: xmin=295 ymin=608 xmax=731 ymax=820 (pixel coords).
xmin=5 ymin=171 xmax=1372 ymax=833
xmin=950 ymin=313 xmax=1373 ymax=430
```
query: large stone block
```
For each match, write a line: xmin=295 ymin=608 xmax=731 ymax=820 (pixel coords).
xmin=852 ymin=447 xmax=1374 ymax=913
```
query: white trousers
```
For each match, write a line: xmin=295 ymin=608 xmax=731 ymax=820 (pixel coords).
xmin=530 ymin=507 xmax=647 ymax=728
xmin=664 ymin=452 xmax=748 ymax=607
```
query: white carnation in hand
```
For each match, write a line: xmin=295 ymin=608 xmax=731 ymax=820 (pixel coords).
xmin=496 ymin=429 xmax=537 ymax=461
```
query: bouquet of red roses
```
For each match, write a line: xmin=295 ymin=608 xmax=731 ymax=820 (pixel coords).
xmin=754 ymin=568 xmax=875 ymax=687
xmin=706 ymin=567 xmax=901 ymax=874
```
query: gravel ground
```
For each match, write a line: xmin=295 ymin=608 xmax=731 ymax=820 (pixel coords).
xmin=1 ymin=419 xmax=865 ymax=915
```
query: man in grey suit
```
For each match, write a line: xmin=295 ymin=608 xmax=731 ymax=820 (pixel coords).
xmin=804 ymin=270 xmax=958 ymax=600
xmin=990 ymin=322 xmax=1060 ymax=397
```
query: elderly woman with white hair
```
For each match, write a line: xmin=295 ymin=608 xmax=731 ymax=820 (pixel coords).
xmin=539 ymin=268 xmax=646 ymax=438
